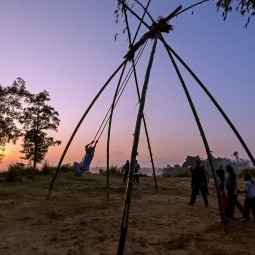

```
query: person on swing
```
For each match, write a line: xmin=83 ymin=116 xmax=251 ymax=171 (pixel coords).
xmin=73 ymin=140 xmax=98 ymax=176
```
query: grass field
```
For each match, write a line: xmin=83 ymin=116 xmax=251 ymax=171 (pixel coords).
xmin=0 ymin=172 xmax=254 ymax=255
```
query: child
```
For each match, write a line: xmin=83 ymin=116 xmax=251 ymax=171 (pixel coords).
xmin=216 ymin=168 xmax=229 ymax=218
xmin=237 ymin=174 xmax=255 ymax=222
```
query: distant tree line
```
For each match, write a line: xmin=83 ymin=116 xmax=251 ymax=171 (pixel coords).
xmin=163 ymin=153 xmax=252 ymax=177
xmin=0 ymin=78 xmax=61 ymax=168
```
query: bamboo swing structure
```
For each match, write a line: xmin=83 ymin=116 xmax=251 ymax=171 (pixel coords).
xmin=46 ymin=0 xmax=255 ymax=254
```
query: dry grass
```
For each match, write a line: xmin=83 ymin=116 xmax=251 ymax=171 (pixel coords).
xmin=0 ymin=173 xmax=254 ymax=255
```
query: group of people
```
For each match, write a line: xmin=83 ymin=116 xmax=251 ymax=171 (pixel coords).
xmin=188 ymin=161 xmax=255 ymax=222
xmin=216 ymin=164 xmax=255 ymax=222
xmin=74 ymin=144 xmax=255 ymax=222
xmin=121 ymin=159 xmax=140 ymax=184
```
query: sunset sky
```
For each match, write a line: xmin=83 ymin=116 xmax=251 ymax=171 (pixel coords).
xmin=1 ymin=0 xmax=255 ymax=170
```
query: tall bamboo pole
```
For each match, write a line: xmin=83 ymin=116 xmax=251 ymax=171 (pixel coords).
xmin=107 ymin=62 xmax=128 ymax=197
xmin=123 ymin=2 xmax=158 ymax=192
xmin=160 ymin=35 xmax=228 ymax=233
xmin=117 ymin=36 xmax=158 ymax=255
xmin=46 ymin=59 xmax=127 ymax=200
xmin=162 ymin=42 xmax=255 ymax=168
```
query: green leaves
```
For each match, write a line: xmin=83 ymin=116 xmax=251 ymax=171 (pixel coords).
xmin=216 ymin=0 xmax=255 ymax=27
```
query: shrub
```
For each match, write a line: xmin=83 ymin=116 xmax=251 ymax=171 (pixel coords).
xmin=175 ymin=169 xmax=190 ymax=178
xmin=239 ymin=168 xmax=255 ymax=178
xmin=59 ymin=163 xmax=74 ymax=173
xmin=98 ymin=166 xmax=122 ymax=176
xmin=5 ymin=168 xmax=18 ymax=182
xmin=5 ymin=162 xmax=25 ymax=182
xmin=41 ymin=161 xmax=51 ymax=175
xmin=162 ymin=167 xmax=191 ymax=178
xmin=4 ymin=162 xmax=39 ymax=181
xmin=41 ymin=162 xmax=73 ymax=176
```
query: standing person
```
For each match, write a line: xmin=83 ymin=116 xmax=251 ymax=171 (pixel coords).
xmin=216 ymin=168 xmax=229 ymax=218
xmin=188 ymin=165 xmax=198 ymax=197
xmin=134 ymin=160 xmax=140 ymax=183
xmin=202 ymin=165 xmax=209 ymax=195
xmin=188 ymin=166 xmax=195 ymax=191
xmin=237 ymin=174 xmax=255 ymax=222
xmin=225 ymin=165 xmax=243 ymax=219
xmin=73 ymin=140 xmax=98 ymax=176
xmin=188 ymin=161 xmax=208 ymax=206
xmin=121 ymin=160 xmax=129 ymax=184
xmin=216 ymin=165 xmax=225 ymax=181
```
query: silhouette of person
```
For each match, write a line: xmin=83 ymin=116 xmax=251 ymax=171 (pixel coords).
xmin=238 ymin=174 xmax=255 ymax=221
xmin=121 ymin=160 xmax=129 ymax=184
xmin=73 ymin=140 xmax=98 ymax=176
xmin=188 ymin=161 xmax=208 ymax=206
xmin=134 ymin=160 xmax=140 ymax=183
xmin=225 ymin=165 xmax=243 ymax=219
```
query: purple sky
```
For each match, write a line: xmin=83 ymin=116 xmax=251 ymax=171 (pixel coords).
xmin=1 ymin=0 xmax=255 ymax=170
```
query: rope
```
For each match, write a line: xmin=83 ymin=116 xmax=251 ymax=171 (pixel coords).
xmin=92 ymin=41 xmax=147 ymax=143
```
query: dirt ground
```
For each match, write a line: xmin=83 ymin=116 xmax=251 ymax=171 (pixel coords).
xmin=0 ymin=173 xmax=255 ymax=255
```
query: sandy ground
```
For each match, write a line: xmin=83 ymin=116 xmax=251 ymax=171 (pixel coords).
xmin=0 ymin=173 xmax=255 ymax=255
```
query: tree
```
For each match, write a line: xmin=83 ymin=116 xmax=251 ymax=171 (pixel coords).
xmin=182 ymin=155 xmax=201 ymax=168
xmin=216 ymin=0 xmax=255 ymax=27
xmin=114 ymin=1 xmax=254 ymax=28
xmin=0 ymin=78 xmax=28 ymax=162
xmin=232 ymin=151 xmax=239 ymax=161
xmin=19 ymin=90 xmax=61 ymax=168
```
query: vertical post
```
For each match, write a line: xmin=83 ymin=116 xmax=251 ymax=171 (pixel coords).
xmin=123 ymin=2 xmax=158 ymax=192
xmin=117 ymin=36 xmax=158 ymax=255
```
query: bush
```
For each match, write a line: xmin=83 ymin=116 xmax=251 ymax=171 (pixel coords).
xmin=162 ymin=167 xmax=191 ymax=178
xmin=41 ymin=161 xmax=51 ymax=175
xmin=41 ymin=162 xmax=74 ymax=176
xmin=59 ymin=163 xmax=74 ymax=173
xmin=239 ymin=168 xmax=255 ymax=178
xmin=5 ymin=168 xmax=18 ymax=182
xmin=4 ymin=162 xmax=39 ymax=182
xmin=175 ymin=169 xmax=190 ymax=178
xmin=5 ymin=162 xmax=25 ymax=182
xmin=98 ymin=166 xmax=122 ymax=176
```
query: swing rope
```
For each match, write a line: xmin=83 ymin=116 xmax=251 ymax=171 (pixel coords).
xmin=106 ymin=0 xmax=154 ymax=198
xmin=46 ymin=58 xmax=128 ymax=200
xmin=92 ymin=42 xmax=147 ymax=143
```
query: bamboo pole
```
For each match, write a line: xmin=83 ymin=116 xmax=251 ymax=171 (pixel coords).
xmin=105 ymin=0 xmax=153 ymax=198
xmin=106 ymin=62 xmax=128 ymax=198
xmin=46 ymin=59 xmax=127 ymax=200
xmin=123 ymin=2 xmax=158 ymax=192
xmin=117 ymin=36 xmax=158 ymax=255
xmin=160 ymin=35 xmax=228 ymax=233
xmin=171 ymin=0 xmax=209 ymax=19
